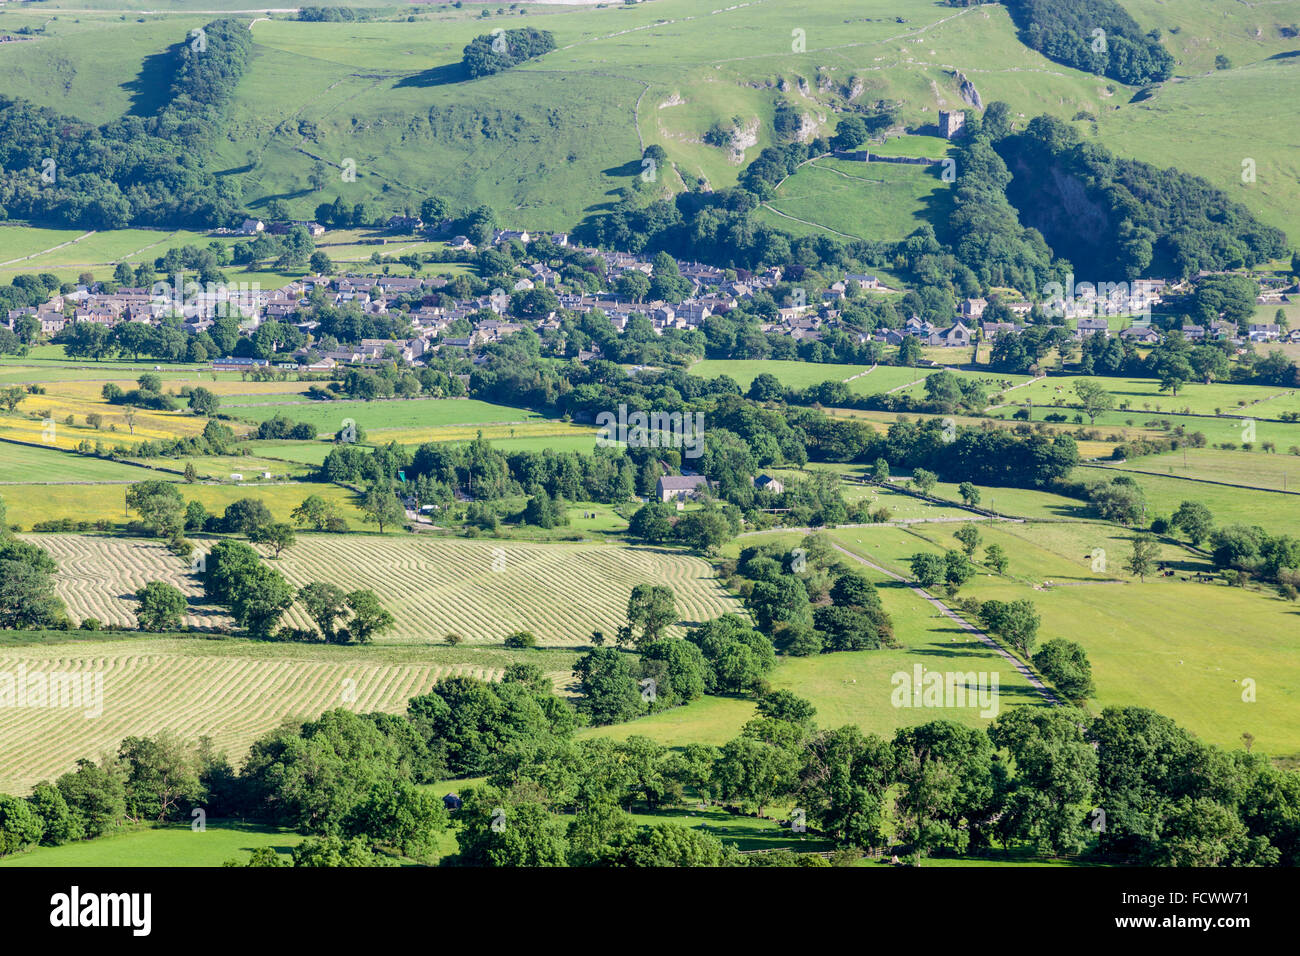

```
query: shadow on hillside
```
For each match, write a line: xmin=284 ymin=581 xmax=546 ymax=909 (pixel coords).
xmin=394 ymin=63 xmax=470 ymax=89
xmin=917 ymin=164 xmax=957 ymax=243
xmin=602 ymin=158 xmax=643 ymax=178
xmin=250 ymin=189 xmax=316 ymax=208
xmin=215 ymin=163 xmax=258 ymax=177
xmin=123 ymin=44 xmax=181 ymax=118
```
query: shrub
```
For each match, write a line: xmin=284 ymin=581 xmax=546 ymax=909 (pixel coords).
xmin=503 ymin=631 xmax=537 ymax=648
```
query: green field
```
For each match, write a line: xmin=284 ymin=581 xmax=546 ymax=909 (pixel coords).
xmin=829 ymin=518 xmax=1300 ymax=760
xmin=1092 ymin=446 xmax=1300 ymax=493
xmin=1003 ymin=405 xmax=1300 ymax=451
xmin=0 ymin=441 xmax=159 ymax=483
xmin=0 ymin=822 xmax=304 ymax=868
xmin=760 ymin=155 xmax=953 ymax=243
xmin=230 ymin=398 xmax=548 ymax=433
xmin=0 ymin=224 xmax=282 ymax=285
xmin=130 ymin=454 xmax=317 ymax=481
xmin=769 ymin=553 xmax=1049 ymax=736
xmin=1077 ymin=466 xmax=1300 ymax=539
xmin=0 ymin=481 xmax=365 ymax=530
xmin=689 ymin=359 xmax=876 ymax=390
xmin=1007 ymin=375 xmax=1300 ymax=419
xmin=688 ymin=358 xmax=935 ymax=394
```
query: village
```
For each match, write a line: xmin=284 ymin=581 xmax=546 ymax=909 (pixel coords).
xmin=5 ymin=220 xmax=1298 ymax=372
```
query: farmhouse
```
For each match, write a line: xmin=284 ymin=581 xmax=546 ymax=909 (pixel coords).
xmin=212 ymin=357 xmax=270 ymax=371
xmin=1120 ymin=326 xmax=1159 ymax=344
xmin=754 ymin=475 xmax=785 ymax=494
xmin=845 ymin=274 xmax=880 ymax=291
xmin=657 ymin=475 xmax=710 ymax=502
xmin=933 ymin=321 xmax=972 ymax=348
xmin=1076 ymin=317 xmax=1110 ymax=338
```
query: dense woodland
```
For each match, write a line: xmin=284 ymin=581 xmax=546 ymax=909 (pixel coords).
xmin=0 ymin=19 xmax=250 ymax=229
xmin=994 ymin=115 xmax=1287 ymax=278
xmin=999 ymin=0 xmax=1175 ymax=84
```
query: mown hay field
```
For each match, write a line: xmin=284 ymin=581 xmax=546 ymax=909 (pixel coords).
xmin=20 ymin=534 xmax=228 ymax=630
xmin=0 ymin=638 xmax=526 ymax=794
xmin=25 ymin=534 xmax=743 ymax=646
xmin=268 ymin=536 xmax=743 ymax=646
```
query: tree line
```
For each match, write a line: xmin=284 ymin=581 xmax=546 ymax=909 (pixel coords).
xmin=5 ymin=641 xmax=1295 ymax=866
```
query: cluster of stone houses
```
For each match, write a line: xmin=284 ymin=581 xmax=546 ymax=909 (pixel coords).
xmin=6 ymin=224 xmax=1297 ymax=366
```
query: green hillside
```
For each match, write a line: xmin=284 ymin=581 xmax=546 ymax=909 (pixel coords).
xmin=0 ymin=0 xmax=1292 ymax=240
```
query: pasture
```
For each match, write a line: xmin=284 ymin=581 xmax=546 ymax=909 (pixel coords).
xmin=0 ymin=0 xmax=1288 ymax=240
xmin=1077 ymin=467 xmax=1300 ymax=539
xmin=760 ymin=155 xmax=952 ymax=244
xmin=0 ymin=823 xmax=304 ymax=868
xmin=770 ymin=555 xmax=1049 ymax=736
xmin=230 ymin=397 xmax=549 ymax=434
xmin=1091 ymin=447 xmax=1300 ymax=493
xmin=132 ymin=454 xmax=317 ymax=481
xmin=830 ymin=522 xmax=1300 ymax=759
xmin=0 ymin=441 xmax=158 ymax=484
xmin=1006 ymin=375 xmax=1300 ymax=420
xmin=688 ymin=359 xmax=876 ymax=390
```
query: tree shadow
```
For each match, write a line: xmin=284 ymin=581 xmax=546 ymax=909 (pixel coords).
xmin=602 ymin=158 xmax=643 ymax=178
xmin=250 ymin=189 xmax=317 ymax=208
xmin=123 ymin=44 xmax=182 ymax=118
xmin=393 ymin=63 xmax=470 ymax=89
xmin=911 ymin=643 xmax=1003 ymax=659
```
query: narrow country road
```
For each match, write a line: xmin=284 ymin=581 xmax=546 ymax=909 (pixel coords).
xmin=831 ymin=544 xmax=1060 ymax=705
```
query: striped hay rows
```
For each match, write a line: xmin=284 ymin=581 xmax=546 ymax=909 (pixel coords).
xmin=21 ymin=534 xmax=231 ymax=630
xmin=0 ymin=651 xmax=501 ymax=794
xmin=269 ymin=536 xmax=742 ymax=646
xmin=24 ymin=533 xmax=742 ymax=643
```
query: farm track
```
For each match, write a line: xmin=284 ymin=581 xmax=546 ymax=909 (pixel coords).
xmin=759 ymin=202 xmax=863 ymax=240
xmin=0 ymin=231 xmax=96 ymax=267
xmin=830 ymin=544 xmax=1059 ymax=706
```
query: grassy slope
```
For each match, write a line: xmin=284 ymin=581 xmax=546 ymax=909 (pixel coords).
xmin=0 ymin=0 xmax=1289 ymax=240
